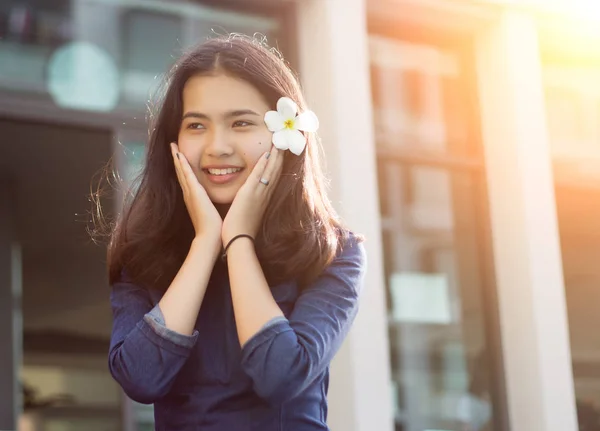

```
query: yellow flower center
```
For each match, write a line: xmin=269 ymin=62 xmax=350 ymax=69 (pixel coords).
xmin=284 ymin=119 xmax=295 ymax=129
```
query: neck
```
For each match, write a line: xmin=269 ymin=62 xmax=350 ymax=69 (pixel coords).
xmin=215 ymin=203 xmax=231 ymax=219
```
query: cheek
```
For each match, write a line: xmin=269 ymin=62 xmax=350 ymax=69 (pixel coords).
xmin=177 ymin=136 xmax=203 ymax=169
xmin=178 ymin=132 xmax=199 ymax=152
xmin=242 ymin=141 xmax=269 ymax=170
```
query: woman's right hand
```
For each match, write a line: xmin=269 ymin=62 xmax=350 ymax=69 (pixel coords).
xmin=170 ymin=143 xmax=222 ymax=251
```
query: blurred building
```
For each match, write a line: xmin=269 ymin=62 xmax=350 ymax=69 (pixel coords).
xmin=1 ymin=0 xmax=599 ymax=430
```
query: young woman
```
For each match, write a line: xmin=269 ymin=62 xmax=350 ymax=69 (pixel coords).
xmin=106 ymin=35 xmax=366 ymax=430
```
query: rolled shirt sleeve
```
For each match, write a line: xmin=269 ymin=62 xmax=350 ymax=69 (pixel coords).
xmin=144 ymin=304 xmax=199 ymax=349
xmin=240 ymin=236 xmax=366 ymax=406
xmin=108 ymin=279 xmax=199 ymax=404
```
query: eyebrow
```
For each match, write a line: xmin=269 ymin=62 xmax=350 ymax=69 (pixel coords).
xmin=181 ymin=109 xmax=260 ymax=121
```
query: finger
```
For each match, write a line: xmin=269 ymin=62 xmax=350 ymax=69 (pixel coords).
xmin=252 ymin=150 xmax=271 ymax=184
xmin=259 ymin=146 xmax=282 ymax=186
xmin=171 ymin=143 xmax=188 ymax=195
xmin=176 ymin=150 xmax=202 ymax=193
xmin=173 ymin=144 xmax=189 ymax=196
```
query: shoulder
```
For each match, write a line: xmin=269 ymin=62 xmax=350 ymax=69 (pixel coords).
xmin=305 ymin=230 xmax=367 ymax=293
xmin=110 ymin=269 xmax=153 ymax=306
xmin=333 ymin=230 xmax=367 ymax=271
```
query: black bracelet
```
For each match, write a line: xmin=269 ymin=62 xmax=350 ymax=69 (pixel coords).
xmin=221 ymin=234 xmax=255 ymax=260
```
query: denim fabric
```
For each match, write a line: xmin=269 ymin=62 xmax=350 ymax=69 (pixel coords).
xmin=108 ymin=235 xmax=366 ymax=431
xmin=144 ymin=304 xmax=199 ymax=349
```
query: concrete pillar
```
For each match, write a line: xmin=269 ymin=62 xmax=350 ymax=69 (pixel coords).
xmin=295 ymin=1 xmax=393 ymax=430
xmin=475 ymin=10 xmax=578 ymax=431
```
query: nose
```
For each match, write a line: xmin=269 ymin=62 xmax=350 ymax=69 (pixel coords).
xmin=205 ymin=130 xmax=234 ymax=158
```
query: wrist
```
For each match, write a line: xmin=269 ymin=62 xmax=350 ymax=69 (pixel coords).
xmin=222 ymin=234 xmax=255 ymax=259
xmin=221 ymin=230 xmax=252 ymax=248
xmin=192 ymin=234 xmax=222 ymax=258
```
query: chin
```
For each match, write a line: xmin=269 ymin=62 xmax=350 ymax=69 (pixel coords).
xmin=207 ymin=190 xmax=236 ymax=205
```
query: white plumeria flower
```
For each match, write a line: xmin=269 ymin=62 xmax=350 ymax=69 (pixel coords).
xmin=264 ymin=97 xmax=319 ymax=155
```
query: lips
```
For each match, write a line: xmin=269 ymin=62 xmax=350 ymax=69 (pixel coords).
xmin=206 ymin=167 xmax=243 ymax=176
xmin=202 ymin=166 xmax=245 ymax=185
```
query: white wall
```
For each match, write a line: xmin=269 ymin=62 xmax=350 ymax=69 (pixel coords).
xmin=295 ymin=1 xmax=394 ymax=430
xmin=475 ymin=10 xmax=578 ymax=431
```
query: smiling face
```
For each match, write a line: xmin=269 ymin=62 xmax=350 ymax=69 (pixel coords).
xmin=177 ymin=73 xmax=273 ymax=204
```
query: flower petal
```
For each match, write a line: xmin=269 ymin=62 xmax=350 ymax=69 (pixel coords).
xmin=277 ymin=97 xmax=298 ymax=119
xmin=295 ymin=110 xmax=319 ymax=132
xmin=287 ymin=129 xmax=307 ymax=155
xmin=264 ymin=111 xmax=285 ymax=132
xmin=272 ymin=130 xmax=290 ymax=150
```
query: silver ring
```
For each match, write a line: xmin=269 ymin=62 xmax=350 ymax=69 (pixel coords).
xmin=260 ymin=178 xmax=269 ymax=186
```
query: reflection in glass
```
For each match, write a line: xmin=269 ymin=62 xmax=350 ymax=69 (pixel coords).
xmin=47 ymin=41 xmax=120 ymax=112
xmin=369 ymin=36 xmax=471 ymax=156
xmin=370 ymin=34 xmax=495 ymax=431
xmin=380 ymin=163 xmax=493 ymax=431
xmin=0 ymin=0 xmax=279 ymax=114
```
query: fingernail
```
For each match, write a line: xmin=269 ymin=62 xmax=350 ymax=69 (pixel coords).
xmin=265 ymin=152 xmax=271 ymax=159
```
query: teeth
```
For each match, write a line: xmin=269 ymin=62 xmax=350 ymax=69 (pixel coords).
xmin=207 ymin=167 xmax=242 ymax=176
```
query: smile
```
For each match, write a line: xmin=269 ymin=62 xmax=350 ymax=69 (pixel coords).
xmin=202 ymin=166 xmax=245 ymax=185
xmin=206 ymin=167 xmax=243 ymax=176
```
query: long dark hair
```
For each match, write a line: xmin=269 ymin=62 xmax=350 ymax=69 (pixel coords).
xmin=103 ymin=35 xmax=351 ymax=290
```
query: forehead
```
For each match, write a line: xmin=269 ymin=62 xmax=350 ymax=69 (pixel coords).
xmin=182 ymin=74 xmax=269 ymax=113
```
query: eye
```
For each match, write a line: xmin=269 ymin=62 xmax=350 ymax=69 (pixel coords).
xmin=186 ymin=122 xmax=205 ymax=130
xmin=233 ymin=120 xmax=254 ymax=128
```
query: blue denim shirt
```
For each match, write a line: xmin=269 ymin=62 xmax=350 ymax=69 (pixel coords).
xmin=108 ymin=236 xmax=366 ymax=431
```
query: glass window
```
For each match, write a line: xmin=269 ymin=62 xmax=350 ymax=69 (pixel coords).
xmin=123 ymin=10 xmax=182 ymax=74
xmin=380 ymin=162 xmax=494 ymax=431
xmin=370 ymin=34 xmax=498 ymax=431
xmin=369 ymin=36 xmax=472 ymax=156
xmin=0 ymin=0 xmax=280 ymax=113
xmin=120 ymin=10 xmax=184 ymax=109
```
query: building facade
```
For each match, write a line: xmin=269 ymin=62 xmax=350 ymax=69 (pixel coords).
xmin=1 ymin=0 xmax=599 ymax=430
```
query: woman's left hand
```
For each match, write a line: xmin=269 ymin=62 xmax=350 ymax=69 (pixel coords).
xmin=222 ymin=146 xmax=285 ymax=246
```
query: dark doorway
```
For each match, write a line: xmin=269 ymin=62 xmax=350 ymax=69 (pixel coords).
xmin=0 ymin=117 xmax=122 ymax=429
